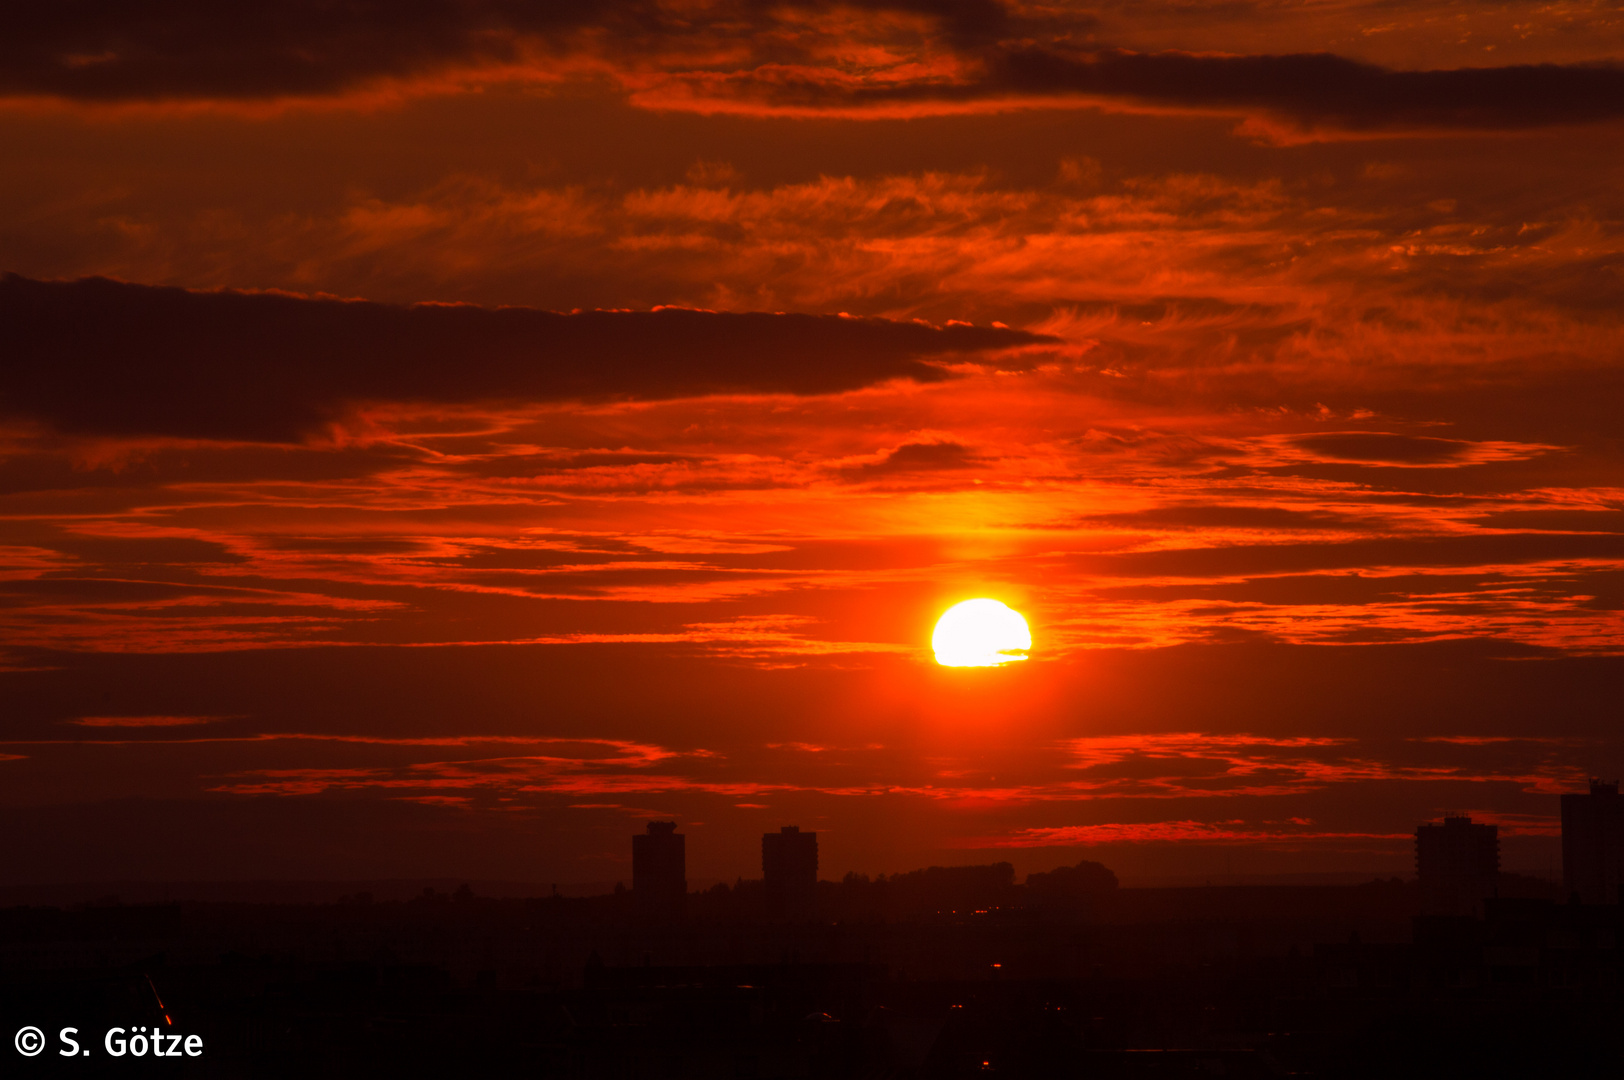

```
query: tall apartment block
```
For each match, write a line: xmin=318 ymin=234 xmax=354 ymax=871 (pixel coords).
xmin=1562 ymin=779 xmax=1624 ymax=905
xmin=1416 ymin=814 xmax=1498 ymax=915
xmin=762 ymin=825 xmax=818 ymax=917
xmin=632 ymin=820 xmax=686 ymax=921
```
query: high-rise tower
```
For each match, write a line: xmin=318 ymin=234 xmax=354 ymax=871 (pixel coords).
xmin=762 ymin=825 xmax=818 ymax=917
xmin=1415 ymin=814 xmax=1498 ymax=915
xmin=632 ymin=820 xmax=686 ymax=921
xmin=1562 ymin=779 xmax=1624 ymax=905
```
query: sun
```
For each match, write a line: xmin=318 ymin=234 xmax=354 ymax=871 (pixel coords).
xmin=932 ymin=599 xmax=1031 ymax=667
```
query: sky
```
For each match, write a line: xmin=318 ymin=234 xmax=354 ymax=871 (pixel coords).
xmin=3 ymin=0 xmax=1623 ymax=888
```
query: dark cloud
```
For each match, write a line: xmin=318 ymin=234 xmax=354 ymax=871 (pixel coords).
xmin=1573 ymin=569 xmax=1624 ymax=610
xmin=748 ymin=46 xmax=1624 ymax=133
xmin=985 ymin=48 xmax=1624 ymax=133
xmin=0 ymin=274 xmax=1050 ymax=442
xmin=0 ymin=0 xmax=1027 ymax=102
xmin=461 ymin=566 xmax=760 ymax=592
xmin=1081 ymin=505 xmax=1367 ymax=531
xmin=1064 ymin=297 xmax=1293 ymax=324
xmin=1077 ymin=531 xmax=1624 ymax=580
xmin=258 ymin=537 xmax=432 ymax=554
xmin=0 ymin=0 xmax=631 ymax=102
xmin=42 ymin=532 xmax=244 ymax=565
xmin=0 ymin=522 xmax=247 ymax=565
xmin=830 ymin=0 xmax=1022 ymax=49
xmin=1287 ymin=433 xmax=1475 ymax=465
xmin=0 ymin=578 xmax=250 ymax=604
xmin=1469 ymin=510 xmax=1624 ymax=533
xmin=1095 ymin=569 xmax=1583 ymax=609
xmin=462 ymin=451 xmax=701 ymax=478
xmin=10 ymin=4 xmax=1619 ymax=135
xmin=426 ymin=547 xmax=628 ymax=572
xmin=843 ymin=440 xmax=990 ymax=479
xmin=0 ymin=444 xmax=424 ymax=496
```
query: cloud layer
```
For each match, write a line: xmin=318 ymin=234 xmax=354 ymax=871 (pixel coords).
xmin=8 ymin=1 xmax=1624 ymax=136
xmin=676 ymin=46 xmax=1624 ymax=134
xmin=1 ymin=274 xmax=1046 ymax=440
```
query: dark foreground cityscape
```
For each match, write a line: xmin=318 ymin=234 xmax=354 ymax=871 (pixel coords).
xmin=3 ymin=781 xmax=1621 ymax=1078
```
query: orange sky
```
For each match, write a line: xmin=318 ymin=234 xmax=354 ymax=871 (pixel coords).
xmin=2 ymin=0 xmax=1622 ymax=886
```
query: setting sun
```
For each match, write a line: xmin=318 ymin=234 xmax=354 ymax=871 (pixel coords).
xmin=932 ymin=599 xmax=1031 ymax=667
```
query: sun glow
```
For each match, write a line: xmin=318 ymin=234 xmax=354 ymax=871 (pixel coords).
xmin=932 ymin=599 xmax=1031 ymax=667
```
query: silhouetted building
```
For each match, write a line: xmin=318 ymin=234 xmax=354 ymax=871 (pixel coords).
xmin=1416 ymin=815 xmax=1498 ymax=915
xmin=633 ymin=821 xmax=686 ymax=921
xmin=1562 ymin=779 xmax=1624 ymax=904
xmin=762 ymin=826 xmax=818 ymax=916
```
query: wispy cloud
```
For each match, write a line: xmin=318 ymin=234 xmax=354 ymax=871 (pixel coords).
xmin=70 ymin=714 xmax=229 ymax=727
